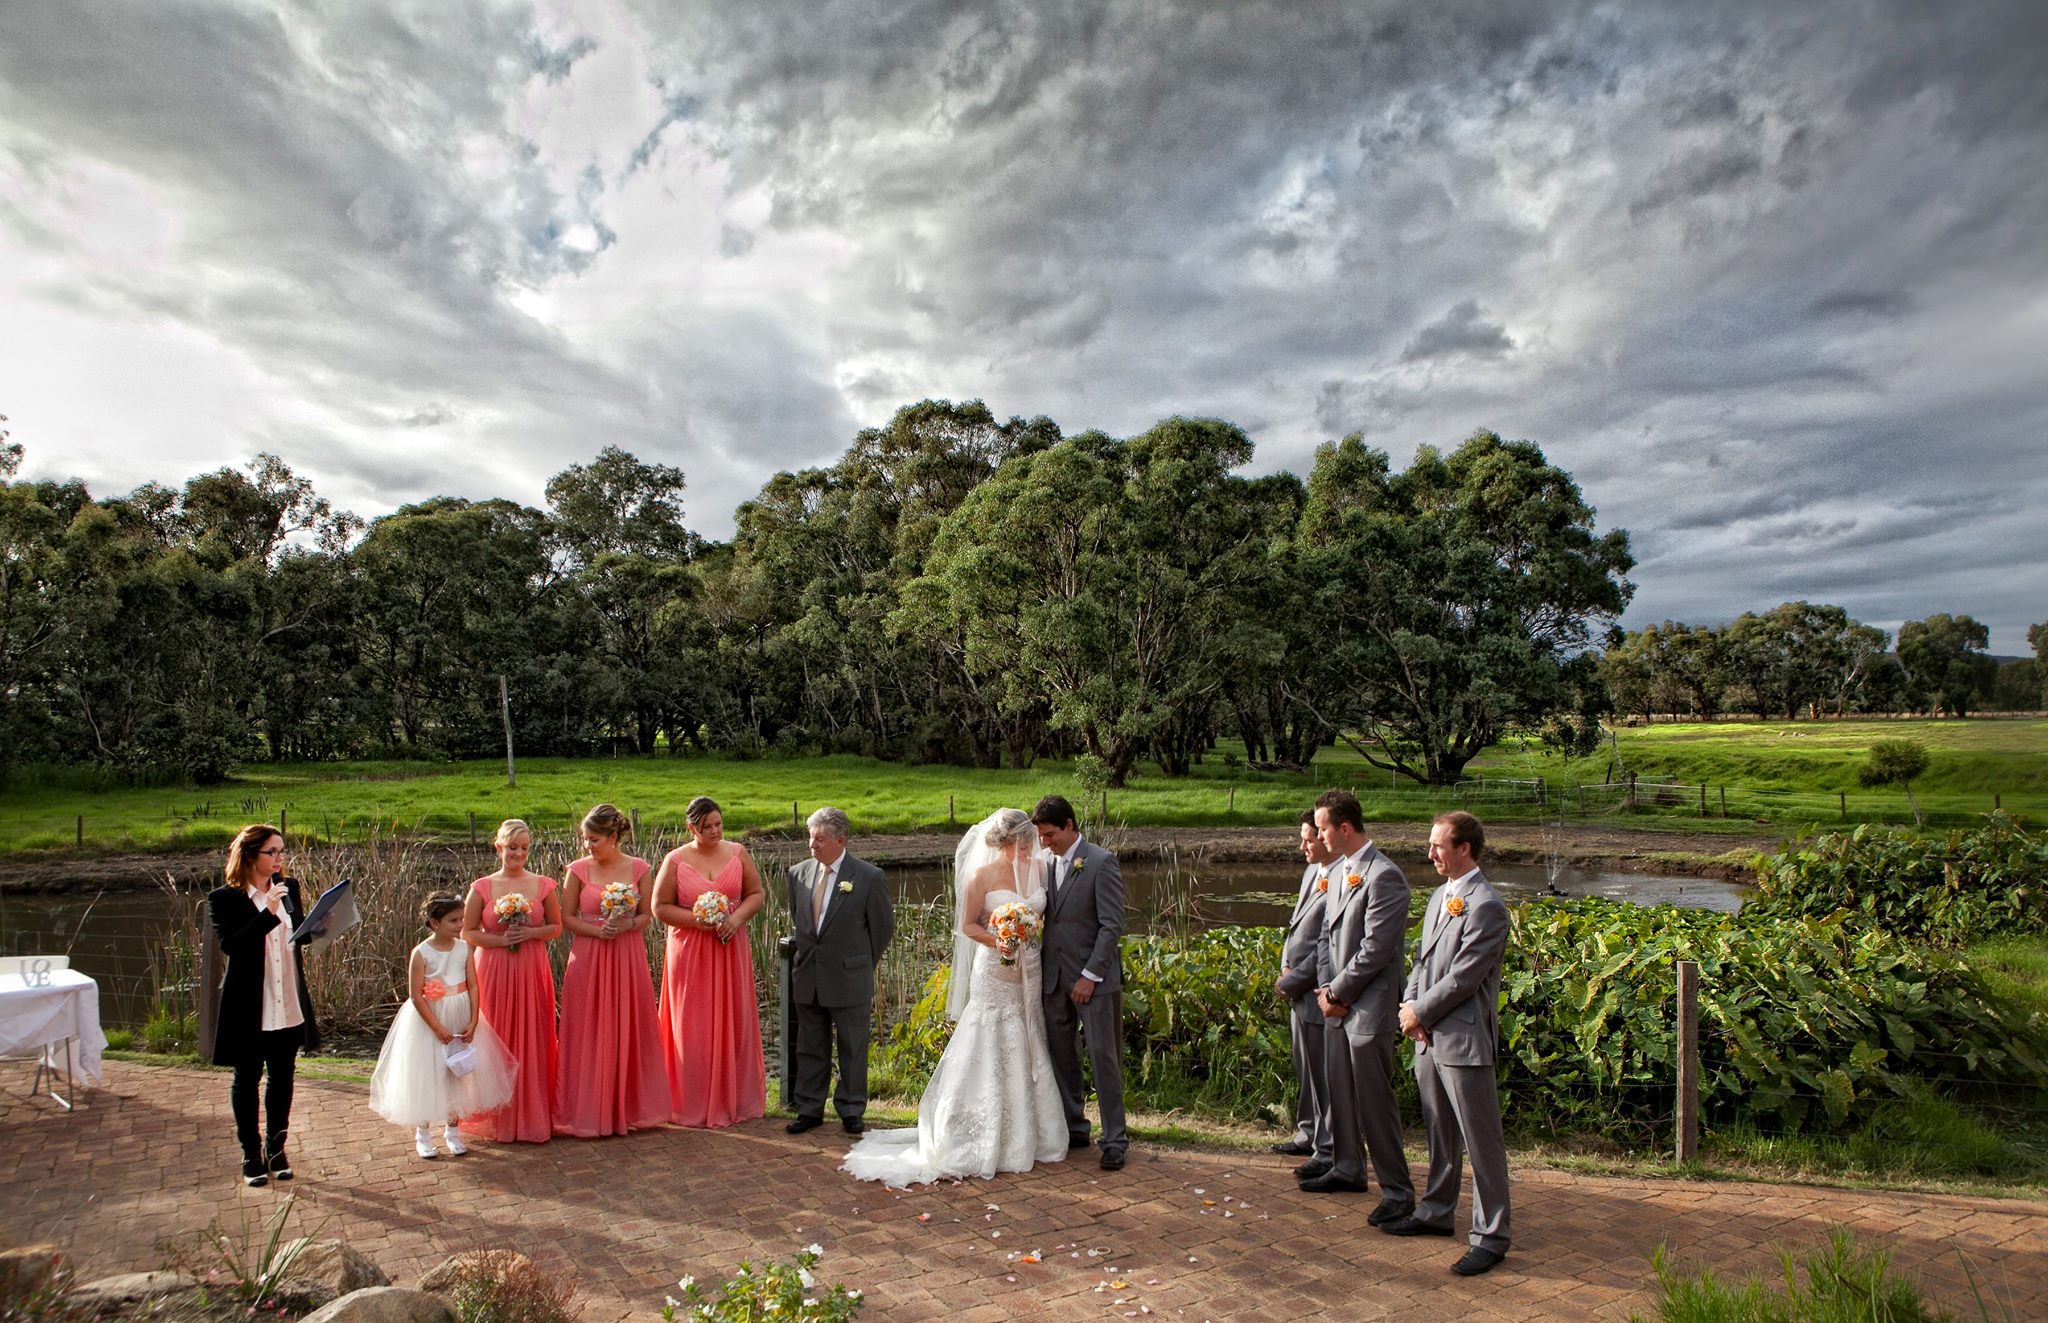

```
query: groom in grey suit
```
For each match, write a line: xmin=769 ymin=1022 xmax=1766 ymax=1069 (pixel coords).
xmin=1387 ymin=809 xmax=1512 ymax=1277
xmin=1307 ymin=788 xmax=1415 ymax=1226
xmin=1273 ymin=810 xmax=1335 ymax=1168
xmin=1032 ymin=794 xmax=1129 ymax=1170
xmin=785 ymin=807 xmax=894 ymax=1135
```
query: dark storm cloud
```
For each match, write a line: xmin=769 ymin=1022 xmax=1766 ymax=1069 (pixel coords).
xmin=3 ymin=0 xmax=2044 ymax=647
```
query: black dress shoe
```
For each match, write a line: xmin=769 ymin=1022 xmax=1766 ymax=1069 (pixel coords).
xmin=1381 ymin=1216 xmax=1454 ymax=1237
xmin=1367 ymin=1200 xmax=1413 ymax=1227
xmin=1099 ymin=1148 xmax=1126 ymax=1171
xmin=241 ymin=1158 xmax=269 ymax=1188
xmin=1269 ymin=1140 xmax=1313 ymax=1156
xmin=1068 ymin=1135 xmax=1092 ymax=1150
xmin=841 ymin=1118 xmax=865 ymax=1135
xmin=785 ymin=1115 xmax=823 ymax=1134
xmin=1292 ymin=1159 xmax=1333 ymax=1180
xmin=1451 ymin=1247 xmax=1506 ymax=1276
xmin=1297 ymin=1172 xmax=1369 ymax=1194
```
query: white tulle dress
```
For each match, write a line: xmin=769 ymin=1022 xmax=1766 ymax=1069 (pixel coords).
xmin=368 ymin=939 xmax=518 ymax=1126
xmin=843 ymin=885 xmax=1068 ymax=1187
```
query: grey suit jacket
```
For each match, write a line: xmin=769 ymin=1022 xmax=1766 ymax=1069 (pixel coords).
xmin=788 ymin=853 xmax=894 ymax=1008
xmin=1277 ymin=861 xmax=1327 ymax=1010
xmin=1040 ymin=837 xmax=1125 ymax=996
xmin=1314 ymin=843 xmax=1410 ymax=1038
xmin=1404 ymin=872 xmax=1509 ymax=1067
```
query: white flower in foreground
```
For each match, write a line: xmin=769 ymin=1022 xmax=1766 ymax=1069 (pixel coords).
xmin=678 ymin=1276 xmax=695 ymax=1291
xmin=805 ymin=1242 xmax=824 ymax=1257
xmin=799 ymin=1267 xmax=816 ymax=1289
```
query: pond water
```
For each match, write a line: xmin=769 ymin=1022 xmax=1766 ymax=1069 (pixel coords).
xmin=0 ymin=852 xmax=1743 ymax=1029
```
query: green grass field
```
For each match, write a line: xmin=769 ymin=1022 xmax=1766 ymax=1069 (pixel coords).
xmin=0 ymin=717 xmax=2039 ymax=856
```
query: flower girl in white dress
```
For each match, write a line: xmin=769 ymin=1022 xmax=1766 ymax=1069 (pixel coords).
xmin=368 ymin=894 xmax=518 ymax=1158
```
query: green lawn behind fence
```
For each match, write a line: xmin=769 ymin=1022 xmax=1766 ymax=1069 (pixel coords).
xmin=0 ymin=717 xmax=2040 ymax=855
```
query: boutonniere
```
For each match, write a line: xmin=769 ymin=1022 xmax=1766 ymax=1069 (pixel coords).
xmin=1444 ymin=896 xmax=1467 ymax=918
xmin=837 ymin=879 xmax=853 ymax=894
xmin=1315 ymin=876 xmax=1329 ymax=894
xmin=1345 ymin=872 xmax=1364 ymax=890
xmin=1070 ymin=857 xmax=1086 ymax=873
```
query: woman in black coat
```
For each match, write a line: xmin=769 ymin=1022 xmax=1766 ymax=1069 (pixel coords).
xmin=207 ymin=824 xmax=321 ymax=1186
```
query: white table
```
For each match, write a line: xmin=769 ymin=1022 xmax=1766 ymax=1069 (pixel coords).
xmin=0 ymin=969 xmax=107 ymax=1108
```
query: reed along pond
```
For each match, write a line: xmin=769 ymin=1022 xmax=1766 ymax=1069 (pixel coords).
xmin=0 ymin=850 xmax=1742 ymax=1029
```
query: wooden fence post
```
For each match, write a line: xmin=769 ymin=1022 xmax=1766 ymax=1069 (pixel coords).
xmin=1698 ymin=782 xmax=1708 ymax=817
xmin=1676 ymin=959 xmax=1699 ymax=1164
xmin=948 ymin=794 xmax=955 ymax=826
xmin=1839 ymin=791 xmax=1847 ymax=821
xmin=280 ymin=809 xmax=288 ymax=838
xmin=630 ymin=808 xmax=640 ymax=840
xmin=1718 ymin=786 xmax=1727 ymax=818
xmin=792 ymin=801 xmax=800 ymax=832
xmin=469 ymin=812 xmax=478 ymax=846
xmin=1576 ymin=785 xmax=1585 ymax=815
xmin=1626 ymin=772 xmax=1638 ymax=810
xmin=1227 ymin=786 xmax=1236 ymax=813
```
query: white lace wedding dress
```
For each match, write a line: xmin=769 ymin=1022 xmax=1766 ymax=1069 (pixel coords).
xmin=843 ymin=883 xmax=1069 ymax=1187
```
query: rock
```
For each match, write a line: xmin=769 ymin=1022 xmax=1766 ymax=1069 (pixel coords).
xmin=0 ymin=1244 xmax=62 ymax=1299
xmin=300 ymin=1285 xmax=455 ymax=1323
xmin=68 ymin=1269 xmax=200 ymax=1314
xmin=416 ymin=1248 xmax=535 ymax=1294
xmin=277 ymin=1237 xmax=391 ymax=1303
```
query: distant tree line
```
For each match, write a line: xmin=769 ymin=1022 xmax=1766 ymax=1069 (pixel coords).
xmin=0 ymin=402 xmax=1636 ymax=788
xmin=1600 ymin=602 xmax=2045 ymax=722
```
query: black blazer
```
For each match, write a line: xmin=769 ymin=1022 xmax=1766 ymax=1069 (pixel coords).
xmin=206 ymin=878 xmax=321 ymax=1066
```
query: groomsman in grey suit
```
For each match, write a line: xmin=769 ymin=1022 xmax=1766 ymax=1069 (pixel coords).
xmin=785 ymin=807 xmax=894 ymax=1135
xmin=1386 ymin=809 xmax=1512 ymax=1277
xmin=1033 ymin=794 xmax=1129 ymax=1170
xmin=1273 ymin=810 xmax=1335 ymax=1171
xmin=1306 ymin=789 xmax=1416 ymax=1227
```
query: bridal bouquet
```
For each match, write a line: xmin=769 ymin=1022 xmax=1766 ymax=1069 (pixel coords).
xmin=492 ymin=892 xmax=532 ymax=927
xmin=693 ymin=891 xmax=731 ymax=927
xmin=599 ymin=880 xmax=639 ymax=923
xmin=988 ymin=902 xmax=1042 ymax=967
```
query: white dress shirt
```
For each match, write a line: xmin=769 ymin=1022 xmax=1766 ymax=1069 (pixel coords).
xmin=250 ymin=881 xmax=305 ymax=1032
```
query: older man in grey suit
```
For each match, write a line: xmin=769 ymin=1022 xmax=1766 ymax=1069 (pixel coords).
xmin=1273 ymin=810 xmax=1335 ymax=1171
xmin=1033 ymin=794 xmax=1129 ymax=1171
xmin=785 ymin=807 xmax=894 ymax=1136
xmin=1386 ymin=809 xmax=1512 ymax=1277
xmin=1306 ymin=789 xmax=1415 ymax=1227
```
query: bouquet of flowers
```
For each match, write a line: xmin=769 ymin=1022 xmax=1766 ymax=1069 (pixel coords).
xmin=493 ymin=892 xmax=532 ymax=927
xmin=988 ymin=901 xmax=1042 ymax=967
xmin=692 ymin=891 xmax=731 ymax=928
xmin=599 ymin=880 xmax=639 ymax=923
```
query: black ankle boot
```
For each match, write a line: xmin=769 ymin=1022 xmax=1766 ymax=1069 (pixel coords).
xmin=265 ymin=1136 xmax=293 ymax=1182
xmin=241 ymin=1156 xmax=269 ymax=1187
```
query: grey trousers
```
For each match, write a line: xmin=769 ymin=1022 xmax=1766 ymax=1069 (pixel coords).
xmin=790 ymin=998 xmax=871 ymax=1123
xmin=1289 ymin=1000 xmax=1332 ymax=1159
xmin=1413 ymin=1049 xmax=1512 ymax=1253
xmin=1323 ymin=1021 xmax=1414 ymax=1202
xmin=1043 ymin=986 xmax=1127 ymax=1153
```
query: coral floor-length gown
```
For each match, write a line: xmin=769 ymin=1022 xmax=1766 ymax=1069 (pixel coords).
xmin=465 ymin=876 xmax=559 ymax=1143
xmin=555 ymin=857 xmax=672 ymax=1136
xmin=657 ymin=852 xmax=766 ymax=1127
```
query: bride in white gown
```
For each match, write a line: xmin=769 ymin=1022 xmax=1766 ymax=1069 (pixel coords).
xmin=843 ymin=808 xmax=1068 ymax=1187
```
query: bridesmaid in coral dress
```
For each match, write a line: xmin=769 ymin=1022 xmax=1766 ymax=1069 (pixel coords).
xmin=653 ymin=795 xmax=768 ymax=1128
xmin=555 ymin=803 xmax=671 ymax=1137
xmin=461 ymin=819 xmax=562 ymax=1143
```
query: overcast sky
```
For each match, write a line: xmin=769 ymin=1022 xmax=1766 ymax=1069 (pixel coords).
xmin=3 ymin=1 xmax=2044 ymax=649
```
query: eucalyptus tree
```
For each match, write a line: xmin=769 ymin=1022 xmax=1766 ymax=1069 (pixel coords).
xmin=1295 ymin=430 xmax=1634 ymax=785
xmin=898 ymin=417 xmax=1280 ymax=784
xmin=1897 ymin=614 xmax=1995 ymax=717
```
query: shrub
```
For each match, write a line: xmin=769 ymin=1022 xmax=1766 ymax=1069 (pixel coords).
xmin=1635 ymin=1228 xmax=1970 ymax=1322
xmin=440 ymin=1250 xmax=580 ymax=1323
xmin=662 ymin=1246 xmax=863 ymax=1322
xmin=1750 ymin=815 xmax=2048 ymax=946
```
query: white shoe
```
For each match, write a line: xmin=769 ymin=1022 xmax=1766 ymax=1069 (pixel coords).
xmin=415 ymin=1126 xmax=439 ymax=1160
xmin=443 ymin=1128 xmax=469 ymax=1157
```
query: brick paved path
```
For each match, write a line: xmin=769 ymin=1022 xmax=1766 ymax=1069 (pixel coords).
xmin=4 ymin=1064 xmax=2045 ymax=1321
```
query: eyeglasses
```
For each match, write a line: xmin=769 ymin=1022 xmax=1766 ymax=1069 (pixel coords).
xmin=257 ymin=847 xmax=286 ymax=857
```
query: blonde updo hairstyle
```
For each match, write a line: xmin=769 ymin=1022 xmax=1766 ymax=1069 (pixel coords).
xmin=494 ymin=818 xmax=532 ymax=848
xmin=983 ymin=807 xmax=1035 ymax=850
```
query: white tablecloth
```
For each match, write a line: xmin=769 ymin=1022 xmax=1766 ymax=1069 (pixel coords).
xmin=0 ymin=969 xmax=107 ymax=1085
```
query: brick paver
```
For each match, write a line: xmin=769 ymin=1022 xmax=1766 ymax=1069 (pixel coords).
xmin=4 ymin=1063 xmax=2045 ymax=1321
